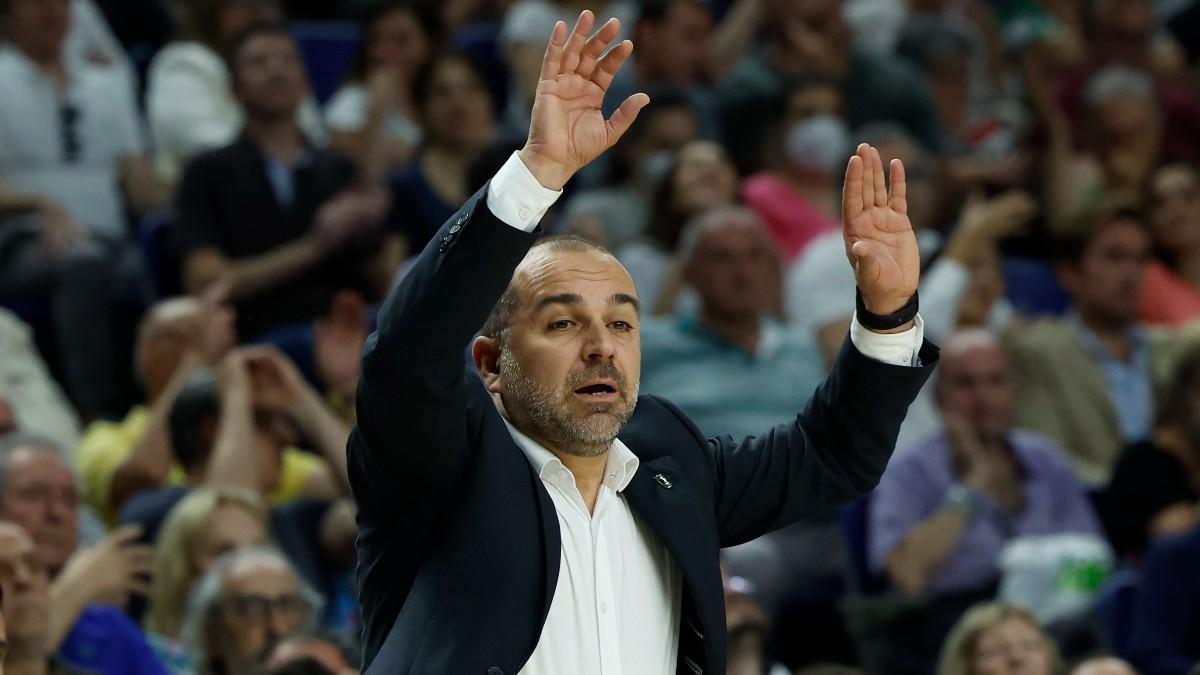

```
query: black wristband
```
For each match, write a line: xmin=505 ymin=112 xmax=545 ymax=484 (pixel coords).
xmin=856 ymin=288 xmax=918 ymax=331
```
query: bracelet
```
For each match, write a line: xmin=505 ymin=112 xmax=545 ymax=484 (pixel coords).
xmin=856 ymin=288 xmax=918 ymax=331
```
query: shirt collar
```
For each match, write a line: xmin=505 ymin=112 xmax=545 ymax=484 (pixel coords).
xmin=503 ymin=418 xmax=640 ymax=492
xmin=2 ymin=45 xmax=73 ymax=90
xmin=1066 ymin=310 xmax=1148 ymax=364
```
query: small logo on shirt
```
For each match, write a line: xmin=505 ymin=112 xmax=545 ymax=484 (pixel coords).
xmin=654 ymin=473 xmax=673 ymax=489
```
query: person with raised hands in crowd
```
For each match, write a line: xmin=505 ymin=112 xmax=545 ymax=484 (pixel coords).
xmin=350 ymin=10 xmax=935 ymax=674
xmin=77 ymin=292 xmax=341 ymax=529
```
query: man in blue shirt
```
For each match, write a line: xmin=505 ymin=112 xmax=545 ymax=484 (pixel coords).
xmin=639 ymin=206 xmax=825 ymax=440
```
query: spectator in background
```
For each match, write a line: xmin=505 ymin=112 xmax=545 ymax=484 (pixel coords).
xmin=119 ymin=347 xmax=350 ymax=542
xmin=1139 ymin=162 xmax=1200 ymax=325
xmin=1128 ymin=522 xmax=1200 ymax=675
xmin=741 ymin=76 xmax=845 ymax=262
xmin=387 ymin=51 xmax=496 ymax=258
xmin=717 ymin=0 xmax=943 ymax=173
xmin=869 ymin=331 xmax=1100 ymax=670
xmin=937 ymin=603 xmax=1059 ymax=675
xmin=1051 ymin=0 xmax=1200 ymax=166
xmin=77 ymin=295 xmax=341 ymax=528
xmin=616 ymin=139 xmax=738 ymax=313
xmin=177 ymin=24 xmax=397 ymax=342
xmin=1037 ymin=64 xmax=1165 ymax=230
xmin=146 ymin=0 xmax=327 ymax=184
xmin=325 ymin=0 xmax=439 ymax=184
xmin=1006 ymin=203 xmax=1155 ymax=484
xmin=1099 ymin=344 xmax=1200 ymax=564
xmin=145 ymin=487 xmax=269 ymax=642
xmin=565 ymin=88 xmax=700 ymax=250
xmin=602 ymin=0 xmax=719 ymax=138
xmin=0 ymin=309 xmax=81 ymax=452
xmin=181 ymin=547 xmax=320 ymax=675
xmin=0 ymin=0 xmax=169 ymax=420
xmin=0 ymin=435 xmax=171 ymax=675
xmin=639 ymin=206 xmax=822 ymax=440
xmin=119 ymin=354 xmax=357 ymax=624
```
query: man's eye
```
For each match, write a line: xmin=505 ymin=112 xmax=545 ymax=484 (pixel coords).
xmin=549 ymin=320 xmax=574 ymax=330
xmin=611 ymin=321 xmax=632 ymax=331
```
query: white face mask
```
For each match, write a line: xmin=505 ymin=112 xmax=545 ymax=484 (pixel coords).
xmin=785 ymin=114 xmax=851 ymax=175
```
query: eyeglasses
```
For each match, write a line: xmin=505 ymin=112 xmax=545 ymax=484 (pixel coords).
xmin=59 ymin=103 xmax=80 ymax=163
xmin=223 ymin=592 xmax=313 ymax=623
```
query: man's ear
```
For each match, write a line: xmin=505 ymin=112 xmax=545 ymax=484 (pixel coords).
xmin=472 ymin=336 xmax=502 ymax=394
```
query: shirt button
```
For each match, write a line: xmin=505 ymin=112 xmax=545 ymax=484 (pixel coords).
xmin=518 ymin=207 xmax=532 ymax=221
xmin=600 ymin=602 xmax=608 ymax=614
xmin=449 ymin=223 xmax=461 ymax=233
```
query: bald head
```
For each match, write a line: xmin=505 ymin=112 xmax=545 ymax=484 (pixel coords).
xmin=472 ymin=235 xmax=641 ymax=459
xmin=935 ymin=330 xmax=1012 ymax=442
xmin=681 ymin=207 xmax=778 ymax=320
xmin=137 ymin=296 xmax=234 ymax=402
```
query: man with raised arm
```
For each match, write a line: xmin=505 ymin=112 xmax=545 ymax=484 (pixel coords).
xmin=349 ymin=11 xmax=938 ymax=675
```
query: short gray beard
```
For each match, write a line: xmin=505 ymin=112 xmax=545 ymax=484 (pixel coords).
xmin=498 ymin=349 xmax=637 ymax=457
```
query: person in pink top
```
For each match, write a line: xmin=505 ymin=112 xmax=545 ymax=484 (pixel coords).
xmin=1139 ymin=162 xmax=1200 ymax=325
xmin=741 ymin=77 xmax=845 ymax=261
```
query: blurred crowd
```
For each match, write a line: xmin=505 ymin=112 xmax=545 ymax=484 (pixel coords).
xmin=1 ymin=0 xmax=1200 ymax=673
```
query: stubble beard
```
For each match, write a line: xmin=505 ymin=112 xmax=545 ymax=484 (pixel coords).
xmin=498 ymin=350 xmax=638 ymax=457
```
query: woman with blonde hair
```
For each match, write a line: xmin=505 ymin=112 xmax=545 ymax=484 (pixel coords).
xmin=145 ymin=486 xmax=269 ymax=640
xmin=938 ymin=603 xmax=1061 ymax=675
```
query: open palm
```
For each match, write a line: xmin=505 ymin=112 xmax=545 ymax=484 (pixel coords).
xmin=520 ymin=12 xmax=650 ymax=190
xmin=842 ymin=144 xmax=921 ymax=315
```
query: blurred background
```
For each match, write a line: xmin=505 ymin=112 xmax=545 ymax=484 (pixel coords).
xmin=1 ymin=0 xmax=1200 ymax=674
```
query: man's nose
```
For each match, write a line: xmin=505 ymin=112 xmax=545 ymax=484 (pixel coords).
xmin=581 ymin=323 xmax=616 ymax=361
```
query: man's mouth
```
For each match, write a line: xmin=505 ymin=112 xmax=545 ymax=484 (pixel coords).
xmin=573 ymin=380 xmax=619 ymax=401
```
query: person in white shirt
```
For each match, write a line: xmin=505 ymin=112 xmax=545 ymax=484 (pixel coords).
xmin=350 ymin=11 xmax=938 ymax=675
xmin=0 ymin=0 xmax=169 ymax=419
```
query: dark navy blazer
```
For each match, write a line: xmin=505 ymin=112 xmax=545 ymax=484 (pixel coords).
xmin=349 ymin=185 xmax=938 ymax=675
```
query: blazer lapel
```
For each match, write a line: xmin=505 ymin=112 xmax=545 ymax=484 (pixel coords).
xmin=623 ymin=455 xmax=723 ymax=674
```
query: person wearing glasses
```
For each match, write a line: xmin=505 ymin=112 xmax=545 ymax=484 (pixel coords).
xmin=180 ymin=547 xmax=320 ymax=675
xmin=0 ymin=0 xmax=170 ymax=421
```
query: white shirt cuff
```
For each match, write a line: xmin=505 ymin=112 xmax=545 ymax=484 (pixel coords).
xmin=849 ymin=313 xmax=925 ymax=367
xmin=485 ymin=152 xmax=563 ymax=232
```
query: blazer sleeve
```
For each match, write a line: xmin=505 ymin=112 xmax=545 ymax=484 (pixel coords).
xmin=348 ymin=185 xmax=538 ymax=516
xmin=700 ymin=335 xmax=938 ymax=547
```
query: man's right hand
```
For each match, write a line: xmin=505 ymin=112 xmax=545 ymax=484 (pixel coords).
xmin=518 ymin=11 xmax=650 ymax=191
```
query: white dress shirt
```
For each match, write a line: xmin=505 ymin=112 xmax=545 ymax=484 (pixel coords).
xmin=485 ymin=152 xmax=925 ymax=674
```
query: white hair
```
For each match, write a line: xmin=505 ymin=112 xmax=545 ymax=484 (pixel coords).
xmin=180 ymin=546 xmax=323 ymax=675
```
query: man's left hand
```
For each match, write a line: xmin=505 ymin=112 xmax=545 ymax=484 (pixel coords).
xmin=841 ymin=143 xmax=920 ymax=321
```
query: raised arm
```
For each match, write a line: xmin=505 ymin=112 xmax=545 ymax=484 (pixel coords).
xmin=349 ymin=11 xmax=649 ymax=512
xmin=707 ymin=144 xmax=938 ymax=545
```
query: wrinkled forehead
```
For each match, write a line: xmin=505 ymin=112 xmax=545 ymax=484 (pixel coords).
xmin=512 ymin=249 xmax=638 ymax=310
